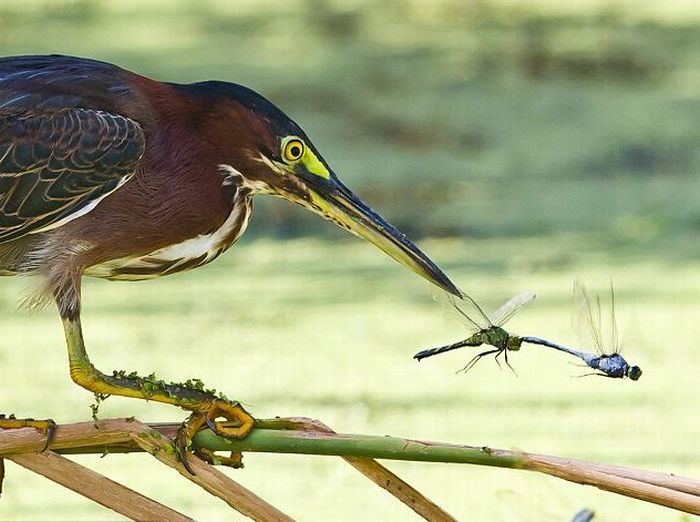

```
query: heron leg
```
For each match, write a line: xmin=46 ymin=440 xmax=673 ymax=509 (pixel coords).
xmin=60 ymin=313 xmax=254 ymax=473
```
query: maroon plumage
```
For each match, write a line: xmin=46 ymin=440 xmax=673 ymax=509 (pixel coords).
xmin=0 ymin=55 xmax=286 ymax=314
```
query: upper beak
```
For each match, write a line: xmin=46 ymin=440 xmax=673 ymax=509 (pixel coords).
xmin=307 ymin=177 xmax=461 ymax=297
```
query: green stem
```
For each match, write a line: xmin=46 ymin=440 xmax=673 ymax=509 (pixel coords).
xmin=193 ymin=429 xmax=524 ymax=469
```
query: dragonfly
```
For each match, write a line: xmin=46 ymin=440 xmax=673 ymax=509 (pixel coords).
xmin=521 ymin=281 xmax=642 ymax=380
xmin=415 ymin=282 xmax=642 ymax=380
xmin=413 ymin=291 xmax=536 ymax=372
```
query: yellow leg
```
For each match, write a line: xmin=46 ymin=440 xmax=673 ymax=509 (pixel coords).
xmin=62 ymin=317 xmax=254 ymax=472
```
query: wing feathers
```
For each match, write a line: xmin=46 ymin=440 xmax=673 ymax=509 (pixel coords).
xmin=0 ymin=107 xmax=145 ymax=243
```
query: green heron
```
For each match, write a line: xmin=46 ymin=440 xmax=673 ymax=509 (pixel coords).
xmin=0 ymin=55 xmax=459 ymax=468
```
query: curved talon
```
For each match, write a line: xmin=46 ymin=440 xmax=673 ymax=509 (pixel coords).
xmin=194 ymin=446 xmax=244 ymax=468
xmin=172 ymin=399 xmax=254 ymax=474
xmin=204 ymin=415 xmax=218 ymax=433
xmin=174 ymin=421 xmax=196 ymax=475
xmin=41 ymin=420 xmax=57 ymax=452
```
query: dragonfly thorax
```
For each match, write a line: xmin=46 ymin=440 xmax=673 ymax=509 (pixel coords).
xmin=478 ymin=327 xmax=522 ymax=351
xmin=592 ymin=353 xmax=628 ymax=379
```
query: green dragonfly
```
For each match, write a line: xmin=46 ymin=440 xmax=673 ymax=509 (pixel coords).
xmin=413 ymin=291 xmax=536 ymax=372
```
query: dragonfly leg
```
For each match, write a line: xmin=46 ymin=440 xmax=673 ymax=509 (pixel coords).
xmin=458 ymin=348 xmax=502 ymax=374
xmin=574 ymin=371 xmax=612 ymax=379
xmin=501 ymin=349 xmax=518 ymax=376
xmin=493 ymin=348 xmax=504 ymax=370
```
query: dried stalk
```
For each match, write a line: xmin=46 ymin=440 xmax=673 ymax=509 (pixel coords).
xmin=127 ymin=423 xmax=294 ymax=522
xmin=0 ymin=419 xmax=292 ymax=522
xmin=523 ymin=454 xmax=700 ymax=515
xmin=7 ymin=450 xmax=192 ymax=521
xmin=525 ymin=454 xmax=700 ymax=497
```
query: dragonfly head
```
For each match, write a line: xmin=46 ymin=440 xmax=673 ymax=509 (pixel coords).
xmin=626 ymin=364 xmax=642 ymax=381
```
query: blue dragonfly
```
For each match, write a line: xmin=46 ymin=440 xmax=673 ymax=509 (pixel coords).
xmin=522 ymin=280 xmax=642 ymax=380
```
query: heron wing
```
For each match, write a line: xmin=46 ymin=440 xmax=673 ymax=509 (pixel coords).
xmin=0 ymin=106 xmax=144 ymax=243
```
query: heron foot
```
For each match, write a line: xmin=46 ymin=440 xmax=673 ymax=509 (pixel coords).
xmin=0 ymin=414 xmax=56 ymax=451
xmin=174 ymin=398 xmax=254 ymax=474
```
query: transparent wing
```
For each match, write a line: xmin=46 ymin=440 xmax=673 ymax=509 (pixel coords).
xmin=459 ymin=292 xmax=493 ymax=328
xmin=572 ymin=280 xmax=604 ymax=354
xmin=491 ymin=291 xmax=536 ymax=327
xmin=434 ymin=290 xmax=490 ymax=333
xmin=609 ymin=280 xmax=620 ymax=354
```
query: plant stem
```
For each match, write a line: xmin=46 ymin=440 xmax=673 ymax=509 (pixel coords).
xmin=194 ymin=428 xmax=524 ymax=468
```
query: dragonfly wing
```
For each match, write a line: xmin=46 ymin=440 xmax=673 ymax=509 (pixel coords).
xmin=572 ymin=280 xmax=605 ymax=354
xmin=459 ymin=292 xmax=494 ymax=327
xmin=434 ymin=291 xmax=486 ymax=332
xmin=609 ymin=280 xmax=620 ymax=354
xmin=491 ymin=291 xmax=536 ymax=327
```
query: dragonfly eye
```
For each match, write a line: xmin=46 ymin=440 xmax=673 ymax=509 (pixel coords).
xmin=627 ymin=365 xmax=642 ymax=381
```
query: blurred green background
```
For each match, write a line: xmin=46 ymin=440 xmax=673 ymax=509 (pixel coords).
xmin=1 ymin=0 xmax=700 ymax=520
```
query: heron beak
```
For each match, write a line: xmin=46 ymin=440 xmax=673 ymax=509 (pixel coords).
xmin=307 ymin=178 xmax=461 ymax=297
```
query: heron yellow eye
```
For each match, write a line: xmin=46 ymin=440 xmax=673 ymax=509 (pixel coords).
xmin=282 ymin=138 xmax=305 ymax=163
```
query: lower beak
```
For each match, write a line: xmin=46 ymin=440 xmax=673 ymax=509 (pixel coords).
xmin=308 ymin=180 xmax=461 ymax=297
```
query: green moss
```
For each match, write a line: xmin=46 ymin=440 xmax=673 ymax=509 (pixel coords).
xmin=182 ymin=378 xmax=206 ymax=391
xmin=89 ymin=393 xmax=110 ymax=422
xmin=137 ymin=373 xmax=169 ymax=398
xmin=108 ymin=369 xmax=223 ymax=401
xmin=174 ymin=377 xmax=217 ymax=396
xmin=111 ymin=370 xmax=139 ymax=380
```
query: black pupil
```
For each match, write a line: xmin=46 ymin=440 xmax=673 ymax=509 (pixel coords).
xmin=289 ymin=145 xmax=301 ymax=158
